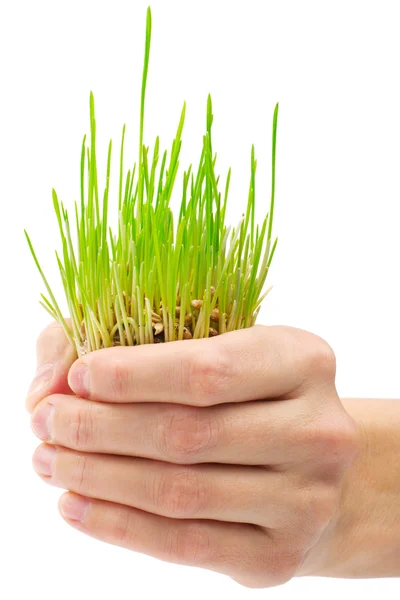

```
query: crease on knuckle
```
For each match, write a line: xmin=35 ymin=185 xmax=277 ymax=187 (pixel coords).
xmin=67 ymin=406 xmax=94 ymax=450
xmin=156 ymin=408 xmax=221 ymax=463
xmin=186 ymin=347 xmax=231 ymax=405
xmin=156 ymin=469 xmax=209 ymax=518
xmin=164 ymin=524 xmax=211 ymax=564
xmin=70 ymin=454 xmax=91 ymax=491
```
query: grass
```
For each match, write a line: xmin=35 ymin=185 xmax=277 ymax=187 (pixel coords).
xmin=25 ymin=6 xmax=279 ymax=357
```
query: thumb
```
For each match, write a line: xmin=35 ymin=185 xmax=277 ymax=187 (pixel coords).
xmin=26 ymin=320 xmax=77 ymax=413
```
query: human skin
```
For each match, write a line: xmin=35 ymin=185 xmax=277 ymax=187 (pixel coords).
xmin=26 ymin=323 xmax=400 ymax=588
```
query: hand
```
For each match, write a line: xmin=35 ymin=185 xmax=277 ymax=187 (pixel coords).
xmin=28 ymin=324 xmax=359 ymax=589
xmin=26 ymin=320 xmax=77 ymax=413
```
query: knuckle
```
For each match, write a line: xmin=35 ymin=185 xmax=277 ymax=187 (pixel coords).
xmin=70 ymin=454 xmax=91 ymax=491
xmin=301 ymin=413 xmax=360 ymax=469
xmin=156 ymin=408 xmax=221 ymax=463
xmin=236 ymin=540 xmax=301 ymax=588
xmin=268 ymin=544 xmax=304 ymax=583
xmin=164 ymin=524 xmax=211 ymax=564
xmin=66 ymin=405 xmax=94 ymax=450
xmin=237 ymin=547 xmax=272 ymax=585
xmin=293 ymin=485 xmax=338 ymax=536
xmin=113 ymin=508 xmax=136 ymax=546
xmin=301 ymin=335 xmax=337 ymax=379
xmin=156 ymin=469 xmax=209 ymax=518
xmin=230 ymin=576 xmax=267 ymax=590
xmin=109 ymin=359 xmax=132 ymax=401
xmin=186 ymin=347 xmax=231 ymax=405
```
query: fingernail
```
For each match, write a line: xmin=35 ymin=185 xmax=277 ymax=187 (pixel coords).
xmin=69 ymin=362 xmax=89 ymax=397
xmin=32 ymin=445 xmax=56 ymax=477
xmin=31 ymin=403 xmax=54 ymax=441
xmin=27 ymin=364 xmax=54 ymax=399
xmin=60 ymin=495 xmax=89 ymax=522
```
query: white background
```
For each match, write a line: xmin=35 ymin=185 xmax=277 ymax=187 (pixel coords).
xmin=0 ymin=0 xmax=399 ymax=598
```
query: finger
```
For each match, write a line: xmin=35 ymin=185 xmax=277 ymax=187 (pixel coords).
xmin=26 ymin=321 xmax=77 ymax=413
xmin=31 ymin=393 xmax=320 ymax=466
xmin=32 ymin=443 xmax=291 ymax=527
xmin=68 ymin=325 xmax=333 ymax=406
xmin=58 ymin=492 xmax=299 ymax=588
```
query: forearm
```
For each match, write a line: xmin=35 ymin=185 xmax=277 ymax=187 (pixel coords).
xmin=305 ymin=398 xmax=400 ymax=578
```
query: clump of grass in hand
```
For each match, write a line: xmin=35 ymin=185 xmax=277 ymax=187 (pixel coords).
xmin=25 ymin=7 xmax=279 ymax=357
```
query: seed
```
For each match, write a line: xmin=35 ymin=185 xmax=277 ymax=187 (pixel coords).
xmin=210 ymin=308 xmax=220 ymax=321
xmin=153 ymin=322 xmax=164 ymax=335
xmin=191 ymin=299 xmax=203 ymax=310
xmin=183 ymin=327 xmax=193 ymax=339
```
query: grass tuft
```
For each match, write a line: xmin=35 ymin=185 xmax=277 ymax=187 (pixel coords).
xmin=26 ymin=6 xmax=279 ymax=356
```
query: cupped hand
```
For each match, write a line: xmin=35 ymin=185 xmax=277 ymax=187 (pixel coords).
xmin=28 ymin=324 xmax=359 ymax=589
